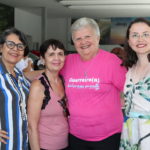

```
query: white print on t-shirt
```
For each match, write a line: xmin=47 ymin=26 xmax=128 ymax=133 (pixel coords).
xmin=69 ymin=78 xmax=100 ymax=83
xmin=68 ymin=77 xmax=100 ymax=90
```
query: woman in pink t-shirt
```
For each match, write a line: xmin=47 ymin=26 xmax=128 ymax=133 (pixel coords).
xmin=27 ymin=39 xmax=69 ymax=150
xmin=61 ymin=17 xmax=127 ymax=150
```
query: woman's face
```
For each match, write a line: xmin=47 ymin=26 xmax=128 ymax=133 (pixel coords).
xmin=72 ymin=25 xmax=100 ymax=61
xmin=128 ymin=22 xmax=150 ymax=56
xmin=43 ymin=46 xmax=65 ymax=72
xmin=1 ymin=33 xmax=25 ymax=66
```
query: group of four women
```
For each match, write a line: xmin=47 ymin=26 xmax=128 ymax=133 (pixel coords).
xmin=0 ymin=17 xmax=150 ymax=150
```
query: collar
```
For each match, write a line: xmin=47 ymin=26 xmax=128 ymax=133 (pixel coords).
xmin=0 ymin=58 xmax=23 ymax=77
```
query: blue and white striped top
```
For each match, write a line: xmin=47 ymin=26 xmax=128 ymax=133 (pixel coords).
xmin=0 ymin=59 xmax=30 ymax=150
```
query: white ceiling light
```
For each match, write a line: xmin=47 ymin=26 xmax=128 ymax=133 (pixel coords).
xmin=58 ymin=0 xmax=150 ymax=9
xmin=68 ymin=5 xmax=150 ymax=9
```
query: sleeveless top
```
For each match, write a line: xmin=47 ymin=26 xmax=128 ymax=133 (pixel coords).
xmin=38 ymin=73 xmax=69 ymax=150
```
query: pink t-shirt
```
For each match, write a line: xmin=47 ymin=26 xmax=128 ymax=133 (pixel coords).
xmin=38 ymin=77 xmax=68 ymax=150
xmin=61 ymin=49 xmax=127 ymax=141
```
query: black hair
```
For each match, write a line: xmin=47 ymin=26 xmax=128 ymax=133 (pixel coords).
xmin=0 ymin=27 xmax=29 ymax=56
xmin=40 ymin=39 xmax=66 ymax=58
xmin=123 ymin=18 xmax=150 ymax=68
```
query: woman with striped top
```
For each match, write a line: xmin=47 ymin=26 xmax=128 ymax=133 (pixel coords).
xmin=0 ymin=27 xmax=30 ymax=150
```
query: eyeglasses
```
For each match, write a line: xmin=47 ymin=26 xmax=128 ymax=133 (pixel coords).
xmin=129 ymin=32 xmax=150 ymax=40
xmin=5 ymin=40 xmax=25 ymax=51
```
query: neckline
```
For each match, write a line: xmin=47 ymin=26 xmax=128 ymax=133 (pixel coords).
xmin=78 ymin=49 xmax=100 ymax=63
xmin=129 ymin=69 xmax=150 ymax=84
xmin=42 ymin=72 xmax=64 ymax=99
xmin=129 ymin=65 xmax=150 ymax=84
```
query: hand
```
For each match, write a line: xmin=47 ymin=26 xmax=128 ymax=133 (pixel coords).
xmin=0 ymin=130 xmax=9 ymax=144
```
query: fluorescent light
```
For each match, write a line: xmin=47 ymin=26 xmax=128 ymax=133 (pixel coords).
xmin=68 ymin=5 xmax=150 ymax=9
xmin=59 ymin=0 xmax=150 ymax=5
xmin=58 ymin=0 xmax=150 ymax=10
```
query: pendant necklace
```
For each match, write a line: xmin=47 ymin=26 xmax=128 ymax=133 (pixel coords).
xmin=8 ymin=73 xmax=27 ymax=121
xmin=82 ymin=59 xmax=94 ymax=78
xmin=84 ymin=71 xmax=87 ymax=78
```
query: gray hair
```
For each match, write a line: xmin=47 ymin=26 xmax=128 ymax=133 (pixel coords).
xmin=71 ymin=17 xmax=100 ymax=39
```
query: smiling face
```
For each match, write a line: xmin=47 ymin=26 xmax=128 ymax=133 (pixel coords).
xmin=1 ymin=33 xmax=25 ymax=68
xmin=72 ymin=25 xmax=100 ymax=61
xmin=43 ymin=46 xmax=65 ymax=73
xmin=128 ymin=22 xmax=150 ymax=56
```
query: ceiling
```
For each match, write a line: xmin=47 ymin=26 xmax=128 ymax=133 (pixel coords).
xmin=0 ymin=0 xmax=150 ymax=18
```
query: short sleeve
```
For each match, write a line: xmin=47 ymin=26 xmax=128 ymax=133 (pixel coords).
xmin=110 ymin=56 xmax=127 ymax=91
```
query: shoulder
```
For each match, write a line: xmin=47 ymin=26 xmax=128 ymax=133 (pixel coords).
xmin=31 ymin=77 xmax=43 ymax=86
xmin=99 ymin=49 xmax=122 ymax=64
xmin=125 ymin=67 xmax=132 ymax=77
xmin=99 ymin=49 xmax=118 ymax=58
xmin=65 ymin=53 xmax=79 ymax=62
xmin=29 ymin=79 xmax=45 ymax=100
xmin=15 ymin=67 xmax=31 ymax=84
xmin=61 ymin=53 xmax=79 ymax=74
xmin=0 ymin=59 xmax=7 ymax=74
xmin=30 ymin=79 xmax=44 ymax=92
xmin=15 ymin=67 xmax=23 ymax=75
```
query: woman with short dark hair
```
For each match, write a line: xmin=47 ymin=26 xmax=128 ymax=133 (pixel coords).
xmin=27 ymin=39 xmax=69 ymax=150
xmin=0 ymin=27 xmax=30 ymax=150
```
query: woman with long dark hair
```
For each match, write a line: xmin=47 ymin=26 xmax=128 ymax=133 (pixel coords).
xmin=120 ymin=18 xmax=150 ymax=150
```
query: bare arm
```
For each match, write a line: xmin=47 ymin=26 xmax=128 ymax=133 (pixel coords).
xmin=0 ymin=130 xmax=9 ymax=144
xmin=27 ymin=80 xmax=44 ymax=150
xmin=24 ymin=70 xmax=43 ymax=81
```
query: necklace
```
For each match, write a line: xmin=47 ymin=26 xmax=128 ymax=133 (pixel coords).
xmin=84 ymin=71 xmax=88 ymax=78
xmin=8 ymin=73 xmax=27 ymax=121
xmin=82 ymin=60 xmax=95 ymax=78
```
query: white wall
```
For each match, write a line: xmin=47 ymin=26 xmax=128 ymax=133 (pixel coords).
xmin=47 ymin=17 xmax=68 ymax=48
xmin=15 ymin=8 xmax=41 ymax=50
xmin=14 ymin=9 xmax=119 ymax=52
xmin=15 ymin=9 xmax=69 ymax=50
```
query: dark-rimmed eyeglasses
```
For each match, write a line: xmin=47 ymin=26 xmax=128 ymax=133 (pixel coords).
xmin=5 ymin=40 xmax=25 ymax=51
